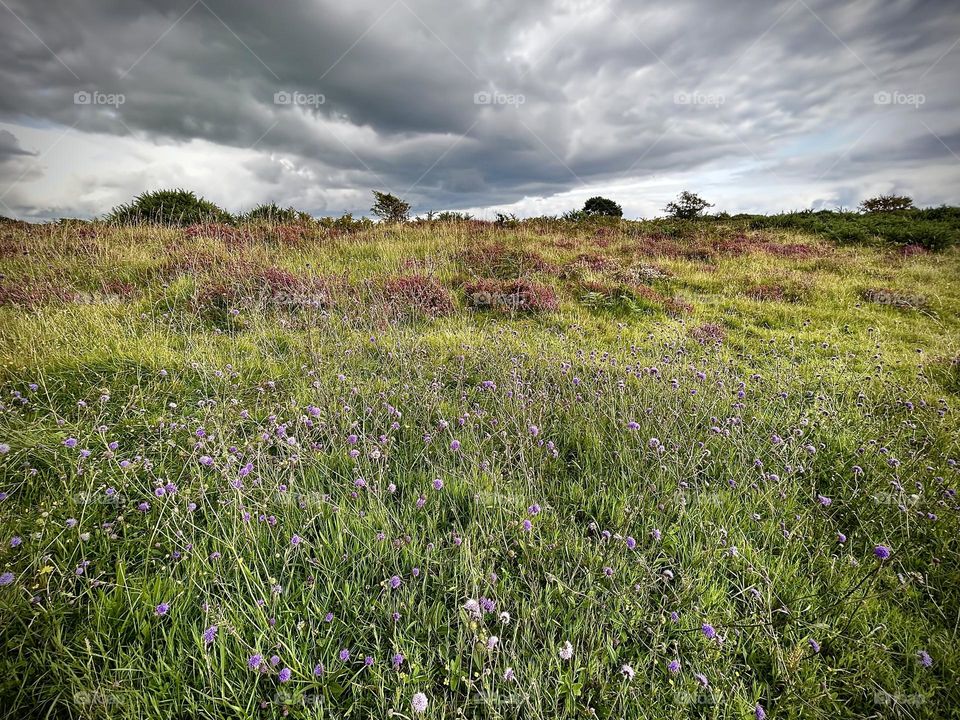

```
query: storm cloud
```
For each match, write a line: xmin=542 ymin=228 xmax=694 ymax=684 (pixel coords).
xmin=0 ymin=0 xmax=958 ymax=220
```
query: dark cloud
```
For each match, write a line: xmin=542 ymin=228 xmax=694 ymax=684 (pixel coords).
xmin=0 ymin=0 xmax=958 ymax=219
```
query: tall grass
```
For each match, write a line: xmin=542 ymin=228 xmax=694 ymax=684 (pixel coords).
xmin=0 ymin=219 xmax=958 ymax=718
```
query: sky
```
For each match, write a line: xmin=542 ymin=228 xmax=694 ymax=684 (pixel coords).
xmin=0 ymin=0 xmax=958 ymax=221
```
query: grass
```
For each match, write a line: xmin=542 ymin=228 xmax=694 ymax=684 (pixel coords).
xmin=0 ymin=217 xmax=958 ymax=719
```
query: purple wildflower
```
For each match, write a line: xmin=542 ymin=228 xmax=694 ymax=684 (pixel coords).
xmin=203 ymin=625 xmax=218 ymax=645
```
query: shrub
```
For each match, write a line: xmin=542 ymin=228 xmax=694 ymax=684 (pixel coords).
xmin=458 ymin=243 xmax=557 ymax=279
xmin=371 ymin=191 xmax=411 ymax=223
xmin=690 ymin=323 xmax=725 ymax=345
xmin=382 ymin=275 xmax=454 ymax=318
xmin=582 ymin=196 xmax=623 ymax=218
xmin=317 ymin=213 xmax=374 ymax=234
xmin=107 ymin=189 xmax=233 ymax=226
xmin=664 ymin=191 xmax=713 ymax=219
xmin=744 ymin=210 xmax=958 ymax=251
xmin=0 ymin=277 xmax=79 ymax=307
xmin=434 ymin=211 xmax=473 ymax=222
xmin=859 ymin=195 xmax=914 ymax=213
xmin=243 ymin=203 xmax=310 ymax=223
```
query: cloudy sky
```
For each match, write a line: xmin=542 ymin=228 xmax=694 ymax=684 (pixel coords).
xmin=0 ymin=0 xmax=958 ymax=221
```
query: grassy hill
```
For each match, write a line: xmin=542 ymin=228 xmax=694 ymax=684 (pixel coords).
xmin=0 ymin=217 xmax=958 ymax=718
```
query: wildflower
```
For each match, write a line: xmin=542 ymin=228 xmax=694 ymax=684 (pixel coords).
xmin=389 ymin=575 xmax=401 ymax=589
xmin=559 ymin=641 xmax=573 ymax=660
xmin=499 ymin=611 xmax=511 ymax=624
xmin=155 ymin=602 xmax=170 ymax=616
xmin=449 ymin=440 xmax=460 ymax=451
xmin=817 ymin=495 xmax=832 ymax=506
xmin=522 ymin=519 xmax=532 ymax=532
xmin=874 ymin=545 xmax=892 ymax=560
xmin=701 ymin=623 xmax=717 ymax=640
xmin=529 ymin=425 xmax=539 ymax=436
xmin=504 ymin=667 xmax=515 ymax=681
xmin=10 ymin=537 xmax=21 ymax=548
xmin=528 ymin=503 xmax=541 ymax=515
xmin=364 ymin=656 xmax=374 ymax=667
xmin=918 ymin=650 xmax=932 ymax=668
xmin=0 ymin=443 xmax=9 ymax=454
xmin=290 ymin=535 xmax=302 ymax=546
xmin=668 ymin=659 xmax=681 ymax=673
xmin=755 ymin=704 xmax=767 ymax=720
xmin=313 ymin=663 xmax=324 ymax=676
xmin=412 ymin=692 xmax=428 ymax=714
xmin=203 ymin=625 xmax=217 ymax=645
xmin=248 ymin=654 xmax=263 ymax=669
xmin=464 ymin=599 xmax=482 ymax=619
xmin=625 ymin=536 xmax=636 ymax=550
xmin=278 ymin=668 xmax=292 ymax=682
xmin=621 ymin=664 xmax=635 ymax=680
xmin=324 ymin=612 xmax=334 ymax=623
xmin=392 ymin=653 xmax=404 ymax=669
xmin=809 ymin=638 xmax=820 ymax=653
xmin=339 ymin=648 xmax=350 ymax=662
xmin=487 ymin=635 xmax=499 ymax=650
xmin=0 ymin=572 xmax=14 ymax=586
xmin=432 ymin=478 xmax=444 ymax=490
xmin=64 ymin=437 xmax=77 ymax=448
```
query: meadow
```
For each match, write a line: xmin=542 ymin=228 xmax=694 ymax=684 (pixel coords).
xmin=0 ymin=215 xmax=958 ymax=718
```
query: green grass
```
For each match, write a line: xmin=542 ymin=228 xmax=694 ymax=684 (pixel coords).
xmin=0 ymin=218 xmax=958 ymax=719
